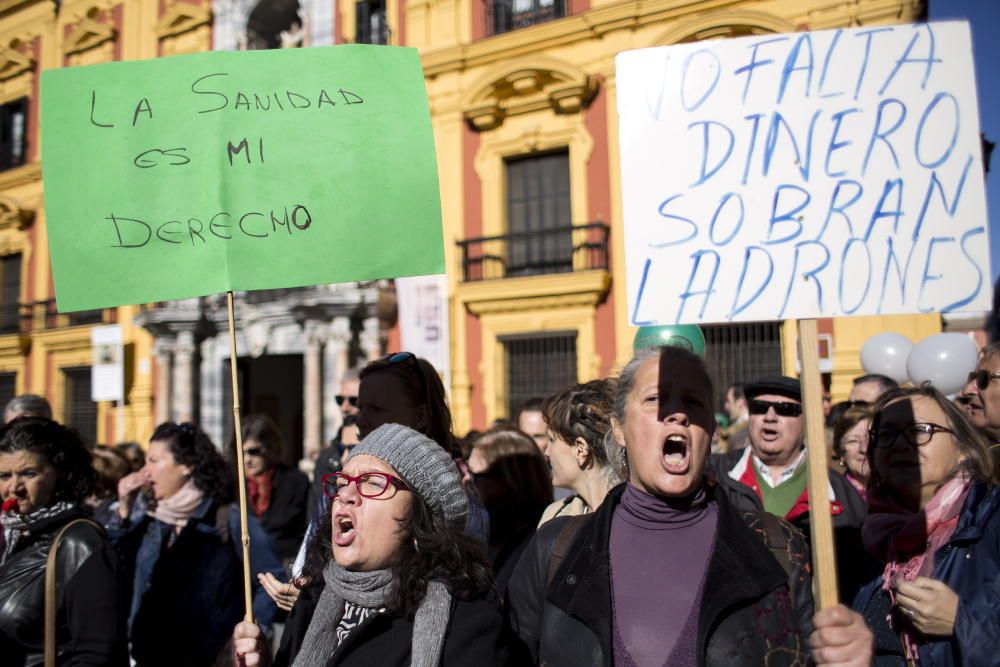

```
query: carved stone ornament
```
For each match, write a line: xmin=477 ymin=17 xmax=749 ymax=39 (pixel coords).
xmin=64 ymin=10 xmax=117 ymax=56
xmin=0 ymin=42 xmax=33 ymax=81
xmin=155 ymin=1 xmax=211 ymax=39
xmin=0 ymin=196 xmax=35 ymax=231
xmin=463 ymin=59 xmax=598 ymax=131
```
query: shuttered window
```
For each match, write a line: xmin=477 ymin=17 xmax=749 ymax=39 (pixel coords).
xmin=0 ymin=98 xmax=26 ymax=171
xmin=0 ymin=253 xmax=20 ymax=333
xmin=505 ymin=151 xmax=572 ymax=276
xmin=63 ymin=367 xmax=97 ymax=446
xmin=0 ymin=372 xmax=15 ymax=410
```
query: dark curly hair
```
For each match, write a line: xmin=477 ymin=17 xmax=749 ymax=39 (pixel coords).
xmin=151 ymin=422 xmax=234 ymax=505
xmin=0 ymin=416 xmax=95 ymax=504
xmin=543 ymin=380 xmax=616 ymax=470
xmin=302 ymin=489 xmax=494 ymax=618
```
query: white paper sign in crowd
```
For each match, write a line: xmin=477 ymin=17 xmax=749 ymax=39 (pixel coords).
xmin=617 ymin=21 xmax=990 ymax=326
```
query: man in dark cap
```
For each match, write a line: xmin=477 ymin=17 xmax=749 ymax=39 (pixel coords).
xmin=711 ymin=376 xmax=872 ymax=602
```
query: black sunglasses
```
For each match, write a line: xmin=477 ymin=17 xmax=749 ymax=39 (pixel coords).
xmin=749 ymin=399 xmax=803 ymax=417
xmin=244 ymin=447 xmax=265 ymax=457
xmin=336 ymin=395 xmax=359 ymax=407
xmin=968 ymin=370 xmax=1000 ymax=391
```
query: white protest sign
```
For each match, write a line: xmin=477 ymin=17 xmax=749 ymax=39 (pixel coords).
xmin=617 ymin=21 xmax=990 ymax=326
xmin=396 ymin=274 xmax=451 ymax=391
xmin=91 ymin=324 xmax=124 ymax=401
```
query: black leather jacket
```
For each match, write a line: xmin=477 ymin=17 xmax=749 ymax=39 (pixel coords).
xmin=506 ymin=482 xmax=813 ymax=666
xmin=0 ymin=508 xmax=126 ymax=666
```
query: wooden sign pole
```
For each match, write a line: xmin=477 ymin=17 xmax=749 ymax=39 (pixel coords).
xmin=798 ymin=318 xmax=839 ymax=610
xmin=227 ymin=291 xmax=255 ymax=624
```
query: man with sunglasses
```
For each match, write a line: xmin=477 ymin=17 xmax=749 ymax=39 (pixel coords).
xmin=310 ymin=368 xmax=362 ymax=520
xmin=958 ymin=342 xmax=1000 ymax=446
xmin=711 ymin=376 xmax=870 ymax=601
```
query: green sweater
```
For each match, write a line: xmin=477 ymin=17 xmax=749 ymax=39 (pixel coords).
xmin=753 ymin=460 xmax=808 ymax=518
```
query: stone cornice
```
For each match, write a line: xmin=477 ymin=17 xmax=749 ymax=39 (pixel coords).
xmin=422 ymin=0 xmax=743 ymax=77
xmin=0 ymin=0 xmax=51 ymax=20
xmin=457 ymin=269 xmax=611 ymax=314
xmin=421 ymin=0 xmax=924 ymax=78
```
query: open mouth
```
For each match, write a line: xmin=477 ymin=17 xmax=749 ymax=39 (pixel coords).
xmin=760 ymin=427 xmax=781 ymax=442
xmin=662 ymin=433 xmax=690 ymax=473
xmin=333 ymin=514 xmax=356 ymax=547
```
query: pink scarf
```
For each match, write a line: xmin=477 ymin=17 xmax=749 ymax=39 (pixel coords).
xmin=148 ymin=479 xmax=205 ymax=530
xmin=862 ymin=473 xmax=972 ymax=662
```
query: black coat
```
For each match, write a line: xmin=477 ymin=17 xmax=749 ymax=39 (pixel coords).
xmin=710 ymin=448 xmax=877 ymax=602
xmin=255 ymin=464 xmax=310 ymax=560
xmin=506 ymin=482 xmax=814 ymax=667
xmin=0 ymin=508 xmax=127 ymax=666
xmin=275 ymin=582 xmax=514 ymax=666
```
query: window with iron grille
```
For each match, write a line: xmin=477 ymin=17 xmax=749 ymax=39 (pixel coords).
xmin=63 ymin=367 xmax=97 ymax=447
xmin=356 ymin=0 xmax=388 ymax=44
xmin=0 ymin=254 xmax=20 ymax=334
xmin=505 ymin=150 xmax=572 ymax=277
xmin=0 ymin=372 xmax=15 ymax=410
xmin=489 ymin=0 xmax=565 ymax=35
xmin=503 ymin=332 xmax=577 ymax=418
xmin=702 ymin=322 xmax=784 ymax=411
xmin=0 ymin=98 xmax=26 ymax=171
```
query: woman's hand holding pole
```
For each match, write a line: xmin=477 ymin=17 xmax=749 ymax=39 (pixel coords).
xmin=233 ymin=621 xmax=269 ymax=667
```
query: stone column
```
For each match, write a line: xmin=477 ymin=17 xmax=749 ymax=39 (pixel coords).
xmin=323 ymin=318 xmax=350 ymax=440
xmin=302 ymin=322 xmax=325 ymax=461
xmin=200 ymin=336 xmax=223 ymax=447
xmin=172 ymin=330 xmax=196 ymax=423
xmin=154 ymin=343 xmax=172 ymax=426
xmin=361 ymin=315 xmax=381 ymax=362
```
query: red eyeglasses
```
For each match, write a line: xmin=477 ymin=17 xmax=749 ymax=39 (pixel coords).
xmin=322 ymin=472 xmax=409 ymax=499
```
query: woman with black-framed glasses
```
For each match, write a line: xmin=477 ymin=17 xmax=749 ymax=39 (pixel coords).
xmin=234 ymin=423 xmax=514 ymax=667
xmin=855 ymin=383 xmax=1000 ymax=666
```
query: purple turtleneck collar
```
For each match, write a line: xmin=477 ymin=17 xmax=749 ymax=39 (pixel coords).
xmin=616 ymin=482 xmax=710 ymax=530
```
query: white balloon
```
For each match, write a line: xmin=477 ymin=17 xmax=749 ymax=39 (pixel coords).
xmin=905 ymin=333 xmax=980 ymax=395
xmin=859 ymin=333 xmax=913 ymax=384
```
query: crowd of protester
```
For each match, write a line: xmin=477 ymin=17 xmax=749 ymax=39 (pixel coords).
xmin=0 ymin=339 xmax=998 ymax=666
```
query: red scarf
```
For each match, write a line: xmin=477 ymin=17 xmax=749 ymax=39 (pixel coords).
xmin=247 ymin=468 xmax=276 ymax=517
xmin=861 ymin=473 xmax=972 ymax=662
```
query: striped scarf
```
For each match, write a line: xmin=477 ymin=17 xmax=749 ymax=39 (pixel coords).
xmin=1 ymin=500 xmax=76 ymax=565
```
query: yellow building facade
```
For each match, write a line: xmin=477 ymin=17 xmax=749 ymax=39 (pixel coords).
xmin=0 ymin=0 xmax=937 ymax=441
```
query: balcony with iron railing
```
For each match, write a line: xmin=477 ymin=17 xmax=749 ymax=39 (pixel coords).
xmin=457 ymin=222 xmax=609 ymax=282
xmin=486 ymin=0 xmax=565 ymax=35
xmin=0 ymin=300 xmax=116 ymax=335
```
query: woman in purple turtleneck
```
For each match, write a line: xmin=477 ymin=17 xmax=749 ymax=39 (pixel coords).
xmin=507 ymin=345 xmax=875 ymax=667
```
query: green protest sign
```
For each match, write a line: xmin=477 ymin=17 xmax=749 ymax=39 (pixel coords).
xmin=42 ymin=45 xmax=444 ymax=312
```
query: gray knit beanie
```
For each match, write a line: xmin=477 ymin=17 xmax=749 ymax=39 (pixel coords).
xmin=348 ymin=423 xmax=468 ymax=528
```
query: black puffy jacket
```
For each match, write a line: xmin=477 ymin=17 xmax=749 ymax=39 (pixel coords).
xmin=0 ymin=508 xmax=127 ymax=666
xmin=506 ymin=482 xmax=813 ymax=666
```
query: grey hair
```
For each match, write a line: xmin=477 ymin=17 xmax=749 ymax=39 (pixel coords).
xmin=605 ymin=346 xmax=661 ymax=481
xmin=4 ymin=394 xmax=52 ymax=421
